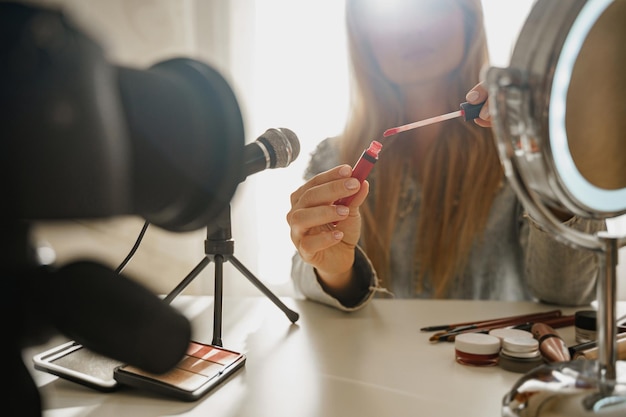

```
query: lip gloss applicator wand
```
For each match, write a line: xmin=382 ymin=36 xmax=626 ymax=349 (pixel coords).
xmin=383 ymin=101 xmax=485 ymax=137
xmin=332 ymin=101 xmax=482 ymax=222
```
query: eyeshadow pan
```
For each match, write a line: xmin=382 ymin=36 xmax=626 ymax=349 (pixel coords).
xmin=186 ymin=342 xmax=203 ymax=356
xmin=191 ymin=346 xmax=240 ymax=365
xmin=178 ymin=355 xmax=223 ymax=377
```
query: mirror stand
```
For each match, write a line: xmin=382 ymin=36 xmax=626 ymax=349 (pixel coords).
xmin=489 ymin=67 xmax=626 ymax=415
xmin=501 ymin=232 xmax=626 ymax=416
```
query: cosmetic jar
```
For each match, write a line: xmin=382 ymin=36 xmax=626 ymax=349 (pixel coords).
xmin=498 ymin=336 xmax=544 ymax=373
xmin=489 ymin=328 xmax=534 ymax=343
xmin=454 ymin=333 xmax=501 ymax=366
xmin=574 ymin=310 xmax=597 ymax=343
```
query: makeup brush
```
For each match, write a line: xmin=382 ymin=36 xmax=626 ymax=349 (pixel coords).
xmin=421 ymin=309 xmax=562 ymax=332
xmin=429 ymin=313 xmax=572 ymax=343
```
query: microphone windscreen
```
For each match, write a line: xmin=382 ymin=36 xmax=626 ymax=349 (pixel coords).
xmin=118 ymin=58 xmax=246 ymax=233
xmin=36 ymin=261 xmax=191 ymax=374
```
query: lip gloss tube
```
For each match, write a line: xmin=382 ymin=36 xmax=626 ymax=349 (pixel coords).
xmin=334 ymin=140 xmax=383 ymax=207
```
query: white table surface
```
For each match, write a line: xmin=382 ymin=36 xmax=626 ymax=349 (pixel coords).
xmin=25 ymin=296 xmax=626 ymax=417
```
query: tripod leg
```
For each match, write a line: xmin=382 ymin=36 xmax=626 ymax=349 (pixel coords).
xmin=227 ymin=256 xmax=299 ymax=323
xmin=163 ymin=257 xmax=211 ymax=305
xmin=212 ymin=255 xmax=224 ymax=347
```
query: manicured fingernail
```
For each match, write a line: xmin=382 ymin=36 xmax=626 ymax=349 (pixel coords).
xmin=336 ymin=206 xmax=349 ymax=215
xmin=345 ymin=178 xmax=360 ymax=190
xmin=466 ymin=90 xmax=480 ymax=103
xmin=332 ymin=230 xmax=344 ymax=240
xmin=339 ymin=165 xmax=351 ymax=177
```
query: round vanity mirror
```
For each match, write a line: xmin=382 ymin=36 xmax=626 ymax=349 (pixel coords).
xmin=486 ymin=0 xmax=626 ymax=415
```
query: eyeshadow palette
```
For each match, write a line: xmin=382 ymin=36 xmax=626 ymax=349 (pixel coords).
xmin=33 ymin=341 xmax=122 ymax=391
xmin=113 ymin=341 xmax=246 ymax=401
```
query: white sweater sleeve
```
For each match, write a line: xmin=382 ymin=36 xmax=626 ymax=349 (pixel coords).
xmin=290 ymin=246 xmax=379 ymax=312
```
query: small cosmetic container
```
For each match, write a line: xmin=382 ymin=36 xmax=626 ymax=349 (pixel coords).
xmin=489 ymin=328 xmax=534 ymax=343
xmin=454 ymin=333 xmax=501 ymax=366
xmin=574 ymin=310 xmax=597 ymax=343
xmin=498 ymin=337 xmax=544 ymax=373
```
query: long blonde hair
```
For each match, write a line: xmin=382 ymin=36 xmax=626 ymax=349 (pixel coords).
xmin=341 ymin=0 xmax=503 ymax=297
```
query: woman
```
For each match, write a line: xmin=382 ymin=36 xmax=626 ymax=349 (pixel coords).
xmin=286 ymin=0 xmax=602 ymax=310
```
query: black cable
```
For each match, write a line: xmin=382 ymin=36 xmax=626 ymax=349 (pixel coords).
xmin=114 ymin=221 xmax=150 ymax=274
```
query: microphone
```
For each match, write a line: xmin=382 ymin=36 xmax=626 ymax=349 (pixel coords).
xmin=243 ymin=128 xmax=300 ymax=179
xmin=26 ymin=261 xmax=192 ymax=375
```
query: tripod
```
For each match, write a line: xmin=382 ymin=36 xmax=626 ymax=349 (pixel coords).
xmin=162 ymin=204 xmax=299 ymax=347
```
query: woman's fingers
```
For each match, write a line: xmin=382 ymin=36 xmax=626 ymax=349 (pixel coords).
xmin=290 ymin=165 xmax=352 ymax=207
xmin=296 ymin=228 xmax=344 ymax=261
xmin=296 ymin=177 xmax=360 ymax=210
xmin=288 ymin=204 xmax=349 ymax=237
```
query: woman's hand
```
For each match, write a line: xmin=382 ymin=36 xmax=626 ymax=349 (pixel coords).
xmin=467 ymin=82 xmax=577 ymax=222
xmin=466 ymin=82 xmax=492 ymax=128
xmin=286 ymin=165 xmax=369 ymax=291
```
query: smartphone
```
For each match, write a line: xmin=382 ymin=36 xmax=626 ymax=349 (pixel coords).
xmin=33 ymin=341 xmax=122 ymax=391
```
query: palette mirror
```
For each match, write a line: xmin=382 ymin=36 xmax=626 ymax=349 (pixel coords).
xmin=485 ymin=0 xmax=626 ymax=415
